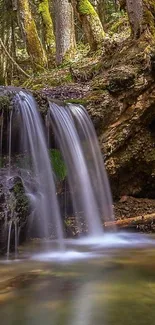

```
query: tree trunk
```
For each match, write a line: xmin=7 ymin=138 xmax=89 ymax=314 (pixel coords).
xmin=38 ymin=0 xmax=55 ymax=53
xmin=17 ymin=0 xmax=47 ymax=69
xmin=126 ymin=0 xmax=143 ymax=38
xmin=104 ymin=213 xmax=155 ymax=230
xmin=53 ymin=0 xmax=76 ymax=65
xmin=142 ymin=0 xmax=155 ymax=35
xmin=71 ymin=0 xmax=105 ymax=51
xmin=119 ymin=0 xmax=155 ymax=38
xmin=97 ymin=0 xmax=107 ymax=27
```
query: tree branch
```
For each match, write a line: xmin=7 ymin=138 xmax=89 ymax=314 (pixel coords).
xmin=104 ymin=213 xmax=155 ymax=229
xmin=0 ymin=38 xmax=31 ymax=79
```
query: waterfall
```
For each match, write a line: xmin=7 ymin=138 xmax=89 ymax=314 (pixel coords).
xmin=68 ymin=104 xmax=114 ymax=222
xmin=14 ymin=91 xmax=64 ymax=249
xmin=8 ymin=110 xmax=13 ymax=175
xmin=49 ymin=102 xmax=114 ymax=236
xmin=2 ymin=88 xmax=114 ymax=256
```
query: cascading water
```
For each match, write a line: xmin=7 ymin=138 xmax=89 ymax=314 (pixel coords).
xmin=68 ymin=103 xmax=114 ymax=222
xmin=1 ymin=88 xmax=115 ymax=257
xmin=8 ymin=110 xmax=13 ymax=175
xmin=0 ymin=110 xmax=3 ymax=161
xmin=49 ymin=102 xmax=114 ymax=237
xmin=14 ymin=91 xmax=64 ymax=249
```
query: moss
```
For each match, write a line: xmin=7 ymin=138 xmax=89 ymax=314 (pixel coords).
xmin=18 ymin=0 xmax=47 ymax=70
xmin=75 ymin=0 xmax=105 ymax=51
xmin=64 ymin=98 xmax=88 ymax=105
xmin=110 ymin=14 xmax=128 ymax=33
xmin=28 ymin=71 xmax=73 ymax=90
xmin=13 ymin=182 xmax=29 ymax=215
xmin=50 ymin=149 xmax=67 ymax=181
xmin=0 ymin=96 xmax=10 ymax=111
xmin=143 ymin=0 xmax=155 ymax=36
xmin=92 ymin=80 xmax=107 ymax=91
xmin=63 ymin=73 xmax=73 ymax=83
xmin=38 ymin=0 xmax=55 ymax=51
xmin=78 ymin=0 xmax=98 ymax=16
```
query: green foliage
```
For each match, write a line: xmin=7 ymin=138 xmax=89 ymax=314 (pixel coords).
xmin=78 ymin=0 xmax=97 ymax=16
xmin=50 ymin=149 xmax=67 ymax=181
xmin=110 ymin=13 xmax=129 ymax=34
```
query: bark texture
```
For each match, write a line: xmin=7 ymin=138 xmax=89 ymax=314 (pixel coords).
xmin=17 ymin=0 xmax=47 ymax=69
xmin=71 ymin=0 xmax=105 ymax=51
xmin=119 ymin=0 xmax=155 ymax=38
xmin=53 ymin=0 xmax=76 ymax=65
xmin=126 ymin=0 xmax=143 ymax=38
xmin=39 ymin=0 xmax=55 ymax=53
xmin=104 ymin=213 xmax=155 ymax=230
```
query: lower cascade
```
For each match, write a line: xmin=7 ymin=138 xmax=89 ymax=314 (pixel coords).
xmin=0 ymin=88 xmax=114 ymax=256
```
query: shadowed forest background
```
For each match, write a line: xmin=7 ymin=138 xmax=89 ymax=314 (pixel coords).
xmin=1 ymin=0 xmax=153 ymax=84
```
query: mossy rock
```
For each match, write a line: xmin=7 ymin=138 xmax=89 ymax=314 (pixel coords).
xmin=0 ymin=173 xmax=29 ymax=255
xmin=107 ymin=66 xmax=136 ymax=93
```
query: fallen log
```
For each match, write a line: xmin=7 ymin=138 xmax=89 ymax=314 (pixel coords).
xmin=104 ymin=213 xmax=155 ymax=229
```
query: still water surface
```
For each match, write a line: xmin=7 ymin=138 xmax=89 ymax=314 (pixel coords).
xmin=0 ymin=233 xmax=155 ymax=325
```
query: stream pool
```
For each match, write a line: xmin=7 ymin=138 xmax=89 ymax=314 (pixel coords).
xmin=0 ymin=233 xmax=155 ymax=325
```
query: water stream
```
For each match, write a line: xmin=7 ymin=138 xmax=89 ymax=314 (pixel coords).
xmin=0 ymin=88 xmax=155 ymax=324
xmin=0 ymin=236 xmax=155 ymax=325
xmin=15 ymin=91 xmax=64 ymax=248
xmin=49 ymin=102 xmax=112 ymax=236
xmin=5 ymin=90 xmax=115 ymax=255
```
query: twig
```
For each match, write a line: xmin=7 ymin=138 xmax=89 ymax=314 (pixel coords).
xmin=0 ymin=38 xmax=31 ymax=79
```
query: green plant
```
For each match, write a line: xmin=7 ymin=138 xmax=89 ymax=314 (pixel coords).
xmin=49 ymin=149 xmax=67 ymax=181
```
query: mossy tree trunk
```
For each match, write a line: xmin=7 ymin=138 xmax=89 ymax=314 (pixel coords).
xmin=17 ymin=0 xmax=47 ymax=69
xmin=52 ymin=0 xmax=76 ymax=65
xmin=38 ymin=0 xmax=55 ymax=54
xmin=71 ymin=0 xmax=105 ymax=51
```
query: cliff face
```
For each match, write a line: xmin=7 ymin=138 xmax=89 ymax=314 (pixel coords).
xmin=33 ymin=36 xmax=155 ymax=202
xmin=87 ymin=38 xmax=155 ymax=200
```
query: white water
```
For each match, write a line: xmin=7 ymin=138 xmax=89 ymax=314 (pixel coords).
xmin=7 ymin=220 xmax=12 ymax=258
xmin=15 ymin=91 xmax=64 ymax=249
xmin=8 ymin=110 xmax=13 ymax=175
xmin=49 ymin=102 xmax=113 ymax=236
xmin=68 ymin=104 xmax=114 ymax=223
xmin=0 ymin=110 xmax=3 ymax=160
xmin=5 ymin=92 xmax=115 ymax=256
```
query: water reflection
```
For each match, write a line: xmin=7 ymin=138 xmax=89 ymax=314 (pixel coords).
xmin=1 ymin=240 xmax=155 ymax=325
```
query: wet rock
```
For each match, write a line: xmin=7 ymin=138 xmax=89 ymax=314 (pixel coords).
xmin=0 ymin=170 xmax=29 ymax=255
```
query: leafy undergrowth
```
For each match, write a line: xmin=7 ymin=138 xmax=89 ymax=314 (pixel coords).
xmin=12 ymin=16 xmax=133 ymax=91
xmin=19 ymin=44 xmax=103 ymax=91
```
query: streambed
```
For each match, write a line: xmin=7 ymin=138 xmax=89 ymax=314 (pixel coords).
xmin=0 ymin=234 xmax=155 ymax=325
